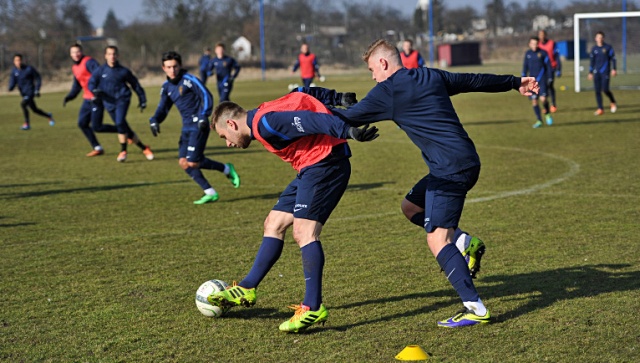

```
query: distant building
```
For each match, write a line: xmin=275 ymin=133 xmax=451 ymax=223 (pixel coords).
xmin=232 ymin=36 xmax=251 ymax=61
xmin=533 ymin=15 xmax=556 ymax=31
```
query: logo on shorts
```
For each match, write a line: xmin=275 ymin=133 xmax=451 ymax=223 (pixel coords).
xmin=293 ymin=203 xmax=308 ymax=213
xmin=292 ymin=117 xmax=304 ymax=133
xmin=424 ymin=217 xmax=430 ymax=227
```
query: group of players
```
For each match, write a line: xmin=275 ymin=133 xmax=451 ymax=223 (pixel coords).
xmin=4 ymin=31 xmax=615 ymax=333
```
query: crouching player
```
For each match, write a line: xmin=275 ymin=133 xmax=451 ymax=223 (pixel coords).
xmin=208 ymin=91 xmax=378 ymax=332
xmin=149 ymin=51 xmax=240 ymax=204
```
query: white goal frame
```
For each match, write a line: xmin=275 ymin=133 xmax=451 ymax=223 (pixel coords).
xmin=573 ymin=11 xmax=640 ymax=92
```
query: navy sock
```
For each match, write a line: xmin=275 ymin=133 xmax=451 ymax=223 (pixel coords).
xmin=533 ymin=105 xmax=541 ymax=121
xmin=301 ymin=241 xmax=324 ymax=311
xmin=199 ymin=158 xmax=225 ymax=172
xmin=240 ymin=237 xmax=284 ymax=288
xmin=604 ymin=91 xmax=616 ymax=104
xmin=436 ymin=244 xmax=479 ymax=302
xmin=120 ymin=143 xmax=127 ymax=152
xmin=596 ymin=93 xmax=603 ymax=109
xmin=410 ymin=212 xmax=425 ymax=227
xmin=185 ymin=167 xmax=212 ymax=191
xmin=136 ymin=141 xmax=146 ymax=150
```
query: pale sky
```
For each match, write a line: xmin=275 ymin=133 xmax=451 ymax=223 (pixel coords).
xmin=86 ymin=0 xmax=580 ymax=28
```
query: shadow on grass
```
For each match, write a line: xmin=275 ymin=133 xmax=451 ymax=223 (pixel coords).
xmin=553 ymin=118 xmax=640 ymax=127
xmin=465 ymin=120 xmax=520 ymax=126
xmin=1 ymin=179 xmax=189 ymax=199
xmin=0 ymin=222 xmax=37 ymax=228
xmin=0 ymin=181 xmax=63 ymax=188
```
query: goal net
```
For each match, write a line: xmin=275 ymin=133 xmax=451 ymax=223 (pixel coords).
xmin=573 ymin=11 xmax=640 ymax=92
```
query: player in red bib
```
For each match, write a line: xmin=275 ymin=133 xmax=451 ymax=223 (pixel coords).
xmin=538 ymin=30 xmax=562 ymax=113
xmin=292 ymin=44 xmax=322 ymax=87
xmin=208 ymin=92 xmax=376 ymax=333
xmin=63 ymin=44 xmax=118 ymax=157
xmin=400 ymin=39 xmax=425 ymax=69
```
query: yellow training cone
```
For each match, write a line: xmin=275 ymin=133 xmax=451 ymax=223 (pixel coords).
xmin=395 ymin=345 xmax=428 ymax=361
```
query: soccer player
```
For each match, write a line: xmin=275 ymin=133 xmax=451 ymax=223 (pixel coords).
xmin=207 ymin=42 xmax=241 ymax=102
xmin=298 ymin=39 xmax=539 ymax=328
xmin=538 ymin=30 xmax=562 ymax=113
xmin=400 ymin=39 xmax=425 ymax=69
xmin=63 ymin=43 xmax=119 ymax=157
xmin=88 ymin=46 xmax=154 ymax=162
xmin=588 ymin=31 xmax=617 ymax=115
xmin=149 ymin=51 xmax=240 ymax=204
xmin=198 ymin=47 xmax=211 ymax=85
xmin=208 ymin=92 xmax=378 ymax=333
xmin=8 ymin=54 xmax=54 ymax=130
xmin=522 ymin=36 xmax=554 ymax=128
xmin=292 ymin=43 xmax=322 ymax=88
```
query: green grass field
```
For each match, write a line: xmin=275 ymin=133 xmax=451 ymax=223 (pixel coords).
xmin=1 ymin=67 xmax=639 ymax=362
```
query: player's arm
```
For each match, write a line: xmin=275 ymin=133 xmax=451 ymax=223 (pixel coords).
xmin=292 ymin=59 xmax=300 ymax=73
xmin=126 ymin=70 xmax=147 ymax=110
xmin=439 ymin=70 xmax=521 ymax=95
xmin=544 ymin=56 xmax=553 ymax=83
xmin=521 ymin=53 xmax=529 ymax=77
xmin=186 ymin=74 xmax=213 ymax=123
xmin=330 ymin=83 xmax=394 ymax=127
xmin=64 ymin=77 xmax=82 ymax=105
xmin=149 ymin=85 xmax=173 ymax=136
xmin=33 ymin=67 xmax=42 ymax=95
xmin=554 ymin=44 xmax=562 ymax=75
xmin=261 ymin=111 xmax=378 ymax=142
xmin=8 ymin=71 xmax=16 ymax=91
xmin=313 ymin=58 xmax=321 ymax=77
xmin=417 ymin=52 xmax=425 ymax=67
xmin=88 ymin=70 xmax=101 ymax=96
xmin=231 ymin=58 xmax=241 ymax=80
xmin=609 ymin=46 xmax=617 ymax=76
xmin=292 ymin=87 xmax=357 ymax=107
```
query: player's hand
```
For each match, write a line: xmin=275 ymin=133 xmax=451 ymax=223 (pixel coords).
xmin=150 ymin=122 xmax=160 ymax=137
xmin=519 ymin=77 xmax=539 ymax=96
xmin=555 ymin=70 xmax=562 ymax=78
xmin=34 ymin=90 xmax=40 ymax=98
xmin=348 ymin=124 xmax=379 ymax=142
xmin=138 ymin=102 xmax=146 ymax=112
xmin=340 ymin=92 xmax=358 ymax=107
xmin=63 ymin=95 xmax=72 ymax=107
xmin=92 ymin=89 xmax=103 ymax=99
xmin=611 ymin=69 xmax=617 ymax=77
xmin=588 ymin=73 xmax=593 ymax=81
xmin=198 ymin=118 xmax=209 ymax=131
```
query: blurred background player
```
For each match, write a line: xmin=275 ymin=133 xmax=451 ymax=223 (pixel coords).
xmin=292 ymin=43 xmax=322 ymax=88
xmin=522 ymin=36 xmax=553 ymax=128
xmin=537 ymin=30 xmax=561 ymax=113
xmin=88 ymin=46 xmax=153 ymax=162
xmin=400 ymin=39 xmax=425 ymax=69
xmin=207 ymin=42 xmax=241 ymax=103
xmin=63 ymin=43 xmax=118 ymax=157
xmin=8 ymin=53 xmax=54 ymax=130
xmin=198 ymin=47 xmax=211 ymax=85
xmin=298 ymin=39 xmax=539 ymax=328
xmin=208 ymin=93 xmax=377 ymax=333
xmin=588 ymin=31 xmax=617 ymax=116
xmin=149 ymin=51 xmax=240 ymax=204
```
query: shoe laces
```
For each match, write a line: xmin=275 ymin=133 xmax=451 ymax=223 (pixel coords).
xmin=287 ymin=303 xmax=310 ymax=321
xmin=227 ymin=281 xmax=239 ymax=290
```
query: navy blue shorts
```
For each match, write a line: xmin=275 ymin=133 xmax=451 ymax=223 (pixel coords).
xmin=272 ymin=158 xmax=351 ymax=225
xmin=529 ymin=79 xmax=548 ymax=99
xmin=178 ymin=127 xmax=209 ymax=162
xmin=405 ymin=166 xmax=480 ymax=233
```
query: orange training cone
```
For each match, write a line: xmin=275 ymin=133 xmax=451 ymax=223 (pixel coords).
xmin=395 ymin=345 xmax=428 ymax=361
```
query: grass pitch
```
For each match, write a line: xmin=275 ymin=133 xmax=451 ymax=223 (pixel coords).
xmin=1 ymin=66 xmax=639 ymax=362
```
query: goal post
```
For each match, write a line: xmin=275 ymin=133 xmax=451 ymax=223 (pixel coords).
xmin=573 ymin=11 xmax=640 ymax=92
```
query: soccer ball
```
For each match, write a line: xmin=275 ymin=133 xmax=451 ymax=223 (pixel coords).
xmin=195 ymin=279 xmax=229 ymax=317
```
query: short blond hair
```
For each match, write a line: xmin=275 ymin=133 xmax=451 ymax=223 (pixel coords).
xmin=211 ymin=101 xmax=246 ymax=130
xmin=362 ymin=38 xmax=402 ymax=65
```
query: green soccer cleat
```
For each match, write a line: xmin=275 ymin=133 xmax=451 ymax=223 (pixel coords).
xmin=207 ymin=281 xmax=256 ymax=308
xmin=532 ymin=120 xmax=543 ymax=128
xmin=464 ymin=237 xmax=485 ymax=279
xmin=226 ymin=163 xmax=240 ymax=188
xmin=279 ymin=303 xmax=328 ymax=333
xmin=437 ymin=308 xmax=491 ymax=328
xmin=545 ymin=114 xmax=553 ymax=126
xmin=194 ymin=193 xmax=219 ymax=205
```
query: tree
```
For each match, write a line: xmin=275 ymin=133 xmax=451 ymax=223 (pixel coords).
xmin=103 ymin=9 xmax=121 ymax=38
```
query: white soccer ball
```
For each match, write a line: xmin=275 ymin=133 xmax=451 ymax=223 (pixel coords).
xmin=195 ymin=279 xmax=229 ymax=317
xmin=287 ymin=83 xmax=299 ymax=91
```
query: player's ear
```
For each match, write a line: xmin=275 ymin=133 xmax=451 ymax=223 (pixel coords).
xmin=379 ymin=58 xmax=388 ymax=71
xmin=226 ymin=119 xmax=237 ymax=130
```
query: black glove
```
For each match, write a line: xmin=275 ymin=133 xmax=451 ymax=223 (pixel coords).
xmin=63 ymin=95 xmax=73 ymax=107
xmin=34 ymin=90 xmax=40 ymax=98
xmin=138 ymin=102 xmax=146 ymax=112
xmin=348 ymin=124 xmax=379 ymax=142
xmin=92 ymin=89 xmax=103 ymax=99
xmin=198 ymin=118 xmax=209 ymax=131
xmin=340 ymin=92 xmax=358 ymax=107
xmin=150 ymin=122 xmax=160 ymax=137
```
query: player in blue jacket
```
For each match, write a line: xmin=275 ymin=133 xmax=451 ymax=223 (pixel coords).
xmin=298 ymin=39 xmax=539 ymax=328
xmin=88 ymin=46 xmax=153 ymax=162
xmin=588 ymin=31 xmax=617 ymax=115
xmin=207 ymin=43 xmax=241 ymax=102
xmin=149 ymin=51 xmax=240 ymax=204
xmin=522 ymin=36 xmax=554 ymax=128
xmin=8 ymin=54 xmax=54 ymax=130
xmin=198 ymin=47 xmax=211 ymax=85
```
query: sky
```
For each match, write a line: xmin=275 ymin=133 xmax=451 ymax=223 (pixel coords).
xmin=86 ymin=0 xmax=579 ymax=28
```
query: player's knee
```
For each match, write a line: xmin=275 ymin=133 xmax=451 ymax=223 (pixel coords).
xmin=292 ymin=224 xmax=316 ymax=245
xmin=401 ymin=199 xmax=422 ymax=220
xmin=187 ymin=161 xmax=200 ymax=169
xmin=20 ymin=99 xmax=29 ymax=107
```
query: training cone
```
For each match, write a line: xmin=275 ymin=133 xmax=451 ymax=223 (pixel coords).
xmin=395 ymin=345 xmax=428 ymax=361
